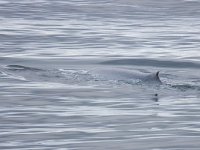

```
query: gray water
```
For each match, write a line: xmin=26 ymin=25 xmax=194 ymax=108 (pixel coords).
xmin=1 ymin=0 xmax=200 ymax=149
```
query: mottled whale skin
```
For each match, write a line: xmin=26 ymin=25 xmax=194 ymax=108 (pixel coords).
xmin=90 ymin=68 xmax=161 ymax=84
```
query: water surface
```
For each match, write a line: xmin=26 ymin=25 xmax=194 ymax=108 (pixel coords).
xmin=1 ymin=0 xmax=200 ymax=149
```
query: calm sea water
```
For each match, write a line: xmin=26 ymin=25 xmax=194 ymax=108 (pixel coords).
xmin=1 ymin=0 xmax=200 ymax=149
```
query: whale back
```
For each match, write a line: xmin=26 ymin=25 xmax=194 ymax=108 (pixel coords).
xmin=90 ymin=68 xmax=161 ymax=84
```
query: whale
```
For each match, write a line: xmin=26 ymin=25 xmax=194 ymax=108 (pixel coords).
xmin=2 ymin=65 xmax=162 ymax=85
xmin=90 ymin=68 xmax=161 ymax=84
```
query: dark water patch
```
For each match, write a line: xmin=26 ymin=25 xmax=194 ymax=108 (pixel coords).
xmin=101 ymin=58 xmax=200 ymax=69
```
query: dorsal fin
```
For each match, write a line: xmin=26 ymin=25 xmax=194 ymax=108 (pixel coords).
xmin=156 ymin=71 xmax=159 ymax=78
xmin=155 ymin=71 xmax=161 ymax=83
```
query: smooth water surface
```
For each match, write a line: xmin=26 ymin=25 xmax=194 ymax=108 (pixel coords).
xmin=0 ymin=0 xmax=200 ymax=149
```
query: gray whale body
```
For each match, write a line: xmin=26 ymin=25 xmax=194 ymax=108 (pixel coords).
xmin=2 ymin=65 xmax=161 ymax=85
